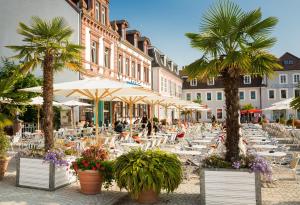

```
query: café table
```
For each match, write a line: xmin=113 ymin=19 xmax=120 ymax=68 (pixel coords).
xmin=252 ymin=144 xmax=278 ymax=149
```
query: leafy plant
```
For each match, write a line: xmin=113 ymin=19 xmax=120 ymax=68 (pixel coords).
xmin=184 ymin=0 xmax=282 ymax=161
xmin=242 ymin=104 xmax=254 ymax=111
xmin=0 ymin=128 xmax=10 ymax=159
xmin=114 ymin=149 xmax=183 ymax=199
xmin=71 ymin=146 xmax=113 ymax=189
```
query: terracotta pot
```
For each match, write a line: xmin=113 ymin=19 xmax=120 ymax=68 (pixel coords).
xmin=0 ymin=157 xmax=9 ymax=181
xmin=78 ymin=170 xmax=102 ymax=195
xmin=137 ymin=190 xmax=159 ymax=204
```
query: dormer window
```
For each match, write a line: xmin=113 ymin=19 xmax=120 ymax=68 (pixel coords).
xmin=283 ymin=60 xmax=293 ymax=65
xmin=143 ymin=42 xmax=148 ymax=54
xmin=207 ymin=78 xmax=214 ymax=85
xmin=190 ymin=78 xmax=197 ymax=86
xmin=95 ymin=2 xmax=100 ymax=22
xmin=101 ymin=5 xmax=106 ymax=25
xmin=243 ymin=75 xmax=251 ymax=84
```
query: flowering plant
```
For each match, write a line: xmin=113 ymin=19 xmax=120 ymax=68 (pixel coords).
xmin=44 ymin=149 xmax=69 ymax=167
xmin=71 ymin=146 xmax=114 ymax=188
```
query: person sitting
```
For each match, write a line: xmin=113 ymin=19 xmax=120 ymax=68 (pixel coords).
xmin=141 ymin=113 xmax=148 ymax=128
xmin=83 ymin=120 xmax=89 ymax=128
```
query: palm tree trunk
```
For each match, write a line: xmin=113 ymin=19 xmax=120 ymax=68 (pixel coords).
xmin=43 ymin=53 xmax=54 ymax=151
xmin=223 ymin=71 xmax=240 ymax=162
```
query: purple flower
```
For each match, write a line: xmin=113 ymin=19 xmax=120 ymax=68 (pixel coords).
xmin=232 ymin=161 xmax=241 ymax=169
xmin=249 ymin=155 xmax=272 ymax=181
xmin=44 ymin=150 xmax=69 ymax=167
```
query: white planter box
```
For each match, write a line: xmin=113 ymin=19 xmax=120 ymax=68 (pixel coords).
xmin=200 ymin=168 xmax=261 ymax=205
xmin=16 ymin=157 xmax=76 ymax=191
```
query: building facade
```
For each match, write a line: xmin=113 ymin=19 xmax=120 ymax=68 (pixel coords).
xmin=181 ymin=74 xmax=264 ymax=122
xmin=148 ymin=46 xmax=182 ymax=122
xmin=262 ymin=52 xmax=300 ymax=121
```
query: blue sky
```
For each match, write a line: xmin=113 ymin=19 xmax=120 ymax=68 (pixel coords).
xmin=110 ymin=0 xmax=300 ymax=68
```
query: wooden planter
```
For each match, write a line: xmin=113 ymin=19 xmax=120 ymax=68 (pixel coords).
xmin=16 ymin=157 xmax=76 ymax=191
xmin=200 ymin=168 xmax=262 ymax=205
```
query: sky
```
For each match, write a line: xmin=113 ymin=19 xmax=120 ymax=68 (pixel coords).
xmin=110 ymin=0 xmax=300 ymax=68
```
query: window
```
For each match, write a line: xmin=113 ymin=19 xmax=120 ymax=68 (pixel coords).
xmin=95 ymin=2 xmax=100 ymax=22
xmin=161 ymin=77 xmax=164 ymax=92
xmin=131 ymin=61 xmax=136 ymax=78
xmin=168 ymin=80 xmax=171 ymax=94
xmin=243 ymin=75 xmax=251 ymax=84
xmin=104 ymin=47 xmax=110 ymax=68
xmin=239 ymin=91 xmax=245 ymax=100
xmin=186 ymin=93 xmax=191 ymax=101
xmin=268 ymin=90 xmax=275 ymax=99
xmin=217 ymin=109 xmax=223 ymax=119
xmin=216 ymin=92 xmax=222 ymax=100
xmin=295 ymin=89 xmax=300 ymax=97
xmin=101 ymin=6 xmax=106 ymax=25
xmin=196 ymin=93 xmax=201 ymax=100
xmin=280 ymin=89 xmax=287 ymax=99
xmin=144 ymin=67 xmax=149 ymax=83
xmin=190 ymin=78 xmax=197 ymax=86
xmin=279 ymin=74 xmax=288 ymax=84
xmin=207 ymin=78 xmax=214 ymax=85
xmin=164 ymin=78 xmax=167 ymax=92
xmin=293 ymin=74 xmax=300 ymax=84
xmin=91 ymin=41 xmax=97 ymax=64
xmin=283 ymin=60 xmax=293 ymax=65
xmin=137 ymin=64 xmax=141 ymax=80
xmin=207 ymin=92 xmax=212 ymax=101
xmin=250 ymin=91 xmax=256 ymax=100
xmin=118 ymin=55 xmax=122 ymax=74
xmin=207 ymin=111 xmax=212 ymax=120
xmin=125 ymin=59 xmax=129 ymax=76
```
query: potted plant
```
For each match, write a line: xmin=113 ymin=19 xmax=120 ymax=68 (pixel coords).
xmin=71 ymin=146 xmax=114 ymax=195
xmin=200 ymin=154 xmax=271 ymax=205
xmin=0 ymin=128 xmax=10 ymax=180
xmin=114 ymin=149 xmax=183 ymax=204
xmin=16 ymin=149 xmax=75 ymax=190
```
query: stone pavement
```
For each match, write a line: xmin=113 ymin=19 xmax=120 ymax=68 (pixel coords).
xmin=1 ymin=158 xmax=300 ymax=205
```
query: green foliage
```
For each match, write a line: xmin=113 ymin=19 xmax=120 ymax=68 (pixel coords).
xmin=202 ymin=155 xmax=231 ymax=168
xmin=114 ymin=149 xmax=183 ymax=199
xmin=242 ymin=103 xmax=254 ymax=110
xmin=193 ymin=98 xmax=202 ymax=104
xmin=152 ymin=117 xmax=159 ymax=123
xmin=0 ymin=128 xmax=10 ymax=158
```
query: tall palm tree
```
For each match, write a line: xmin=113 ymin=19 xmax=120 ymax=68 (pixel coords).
xmin=7 ymin=17 xmax=83 ymax=151
xmin=184 ymin=1 xmax=282 ymax=161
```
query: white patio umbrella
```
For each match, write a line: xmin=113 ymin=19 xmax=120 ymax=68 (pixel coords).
xmin=60 ymin=100 xmax=91 ymax=128
xmin=28 ymin=96 xmax=63 ymax=131
xmin=21 ymin=77 xmax=146 ymax=139
xmin=272 ymin=98 xmax=293 ymax=106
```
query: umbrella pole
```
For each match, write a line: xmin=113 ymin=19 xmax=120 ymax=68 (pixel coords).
xmin=71 ymin=107 xmax=74 ymax=129
xmin=151 ymin=103 xmax=154 ymax=136
xmin=95 ymin=98 xmax=99 ymax=143
xmin=129 ymin=102 xmax=133 ymax=137
xmin=165 ymin=106 xmax=168 ymax=124
xmin=37 ymin=106 xmax=40 ymax=131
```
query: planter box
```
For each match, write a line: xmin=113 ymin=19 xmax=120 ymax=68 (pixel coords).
xmin=16 ymin=157 xmax=76 ymax=191
xmin=200 ymin=168 xmax=261 ymax=205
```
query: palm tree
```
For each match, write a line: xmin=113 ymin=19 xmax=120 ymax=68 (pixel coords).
xmin=184 ymin=1 xmax=282 ymax=162
xmin=7 ymin=17 xmax=83 ymax=151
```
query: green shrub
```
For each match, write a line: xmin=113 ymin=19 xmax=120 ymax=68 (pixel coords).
xmin=114 ymin=149 xmax=183 ymax=199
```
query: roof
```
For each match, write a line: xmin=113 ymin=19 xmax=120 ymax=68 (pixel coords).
xmin=277 ymin=52 xmax=300 ymax=71
xmin=112 ymin=19 xmax=129 ymax=27
xmin=126 ymin=30 xmax=141 ymax=35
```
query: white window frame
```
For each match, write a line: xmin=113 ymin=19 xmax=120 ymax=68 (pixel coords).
xmin=206 ymin=92 xmax=212 ymax=101
xmin=207 ymin=78 xmax=215 ymax=86
xmin=280 ymin=89 xmax=288 ymax=99
xmin=249 ymin=90 xmax=256 ymax=100
xmin=239 ymin=90 xmax=245 ymax=101
xmin=293 ymin=73 xmax=300 ymax=84
xmin=190 ymin=78 xmax=197 ymax=86
xmin=216 ymin=108 xmax=223 ymax=119
xmin=279 ymin=74 xmax=288 ymax=84
xmin=101 ymin=5 xmax=106 ymax=25
xmin=186 ymin=93 xmax=191 ymax=101
xmin=243 ymin=75 xmax=251 ymax=84
xmin=206 ymin=111 xmax=212 ymax=120
xmin=294 ymin=88 xmax=300 ymax=97
xmin=268 ymin=89 xmax=276 ymax=100
xmin=196 ymin=93 xmax=201 ymax=100
xmin=95 ymin=1 xmax=100 ymax=22
xmin=216 ymin=91 xmax=223 ymax=101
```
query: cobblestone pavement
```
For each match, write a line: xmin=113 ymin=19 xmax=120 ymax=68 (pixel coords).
xmin=1 ymin=158 xmax=300 ymax=205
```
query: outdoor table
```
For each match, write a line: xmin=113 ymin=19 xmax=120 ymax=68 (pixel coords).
xmin=120 ymin=143 xmax=141 ymax=147
xmin=252 ymin=144 xmax=278 ymax=149
xmin=249 ymin=139 xmax=271 ymax=144
xmin=171 ymin=150 xmax=201 ymax=156
xmin=185 ymin=145 xmax=207 ymax=150
xmin=191 ymin=139 xmax=211 ymax=144
xmin=249 ymin=136 xmax=267 ymax=140
xmin=257 ymin=151 xmax=286 ymax=157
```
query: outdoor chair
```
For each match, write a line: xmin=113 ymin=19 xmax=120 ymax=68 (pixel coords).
xmin=10 ymin=132 xmax=22 ymax=151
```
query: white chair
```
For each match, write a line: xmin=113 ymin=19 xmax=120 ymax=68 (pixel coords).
xmin=10 ymin=133 xmax=22 ymax=151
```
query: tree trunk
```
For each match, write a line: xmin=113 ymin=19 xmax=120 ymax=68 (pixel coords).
xmin=43 ymin=53 xmax=54 ymax=151
xmin=223 ymin=71 xmax=240 ymax=162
